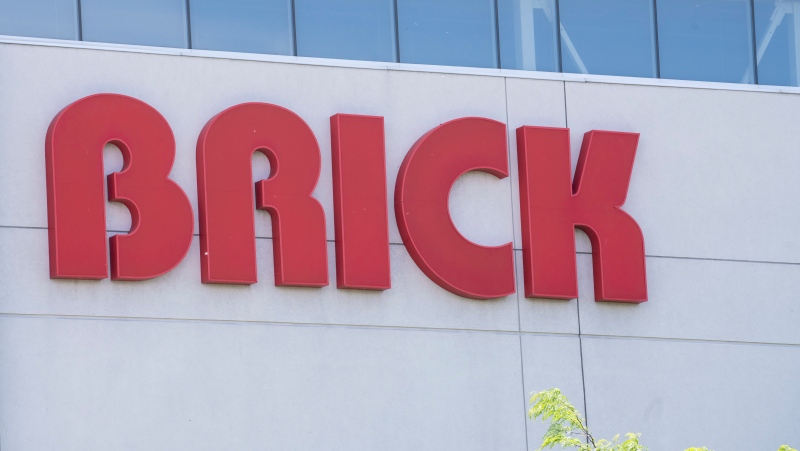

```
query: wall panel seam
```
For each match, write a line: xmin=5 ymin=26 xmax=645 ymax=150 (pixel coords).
xmin=508 ymin=76 xmax=530 ymax=451
xmin=2 ymin=313 xmax=794 ymax=346
xmin=0 ymin=312 xmax=557 ymax=335
xmin=572 ymin=71 xmax=591 ymax=435
xmin=4 ymin=226 xmax=800 ymax=267
xmin=578 ymin=333 xmax=800 ymax=348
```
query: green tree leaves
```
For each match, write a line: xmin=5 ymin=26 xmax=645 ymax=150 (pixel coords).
xmin=528 ymin=388 xmax=796 ymax=451
xmin=528 ymin=388 xmax=646 ymax=451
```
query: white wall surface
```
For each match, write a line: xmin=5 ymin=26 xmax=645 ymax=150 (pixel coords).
xmin=0 ymin=41 xmax=798 ymax=450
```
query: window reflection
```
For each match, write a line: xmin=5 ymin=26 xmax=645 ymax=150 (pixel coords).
xmin=9 ymin=0 xmax=800 ymax=88
xmin=296 ymin=0 xmax=396 ymax=62
xmin=754 ymin=0 xmax=800 ymax=86
xmin=397 ymin=0 xmax=498 ymax=68
xmin=81 ymin=0 xmax=188 ymax=48
xmin=190 ymin=0 xmax=293 ymax=55
xmin=558 ymin=0 xmax=657 ymax=78
xmin=657 ymin=0 xmax=755 ymax=83
xmin=0 ymin=0 xmax=79 ymax=40
xmin=498 ymin=0 xmax=559 ymax=72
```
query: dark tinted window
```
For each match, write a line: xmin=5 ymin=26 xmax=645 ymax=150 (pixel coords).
xmin=296 ymin=0 xmax=395 ymax=62
xmin=397 ymin=0 xmax=498 ymax=68
xmin=0 ymin=0 xmax=79 ymax=40
xmin=754 ymin=0 xmax=800 ymax=86
xmin=81 ymin=0 xmax=188 ymax=48
xmin=190 ymin=0 xmax=293 ymax=55
xmin=498 ymin=0 xmax=559 ymax=72
xmin=657 ymin=0 xmax=755 ymax=83
xmin=558 ymin=0 xmax=657 ymax=78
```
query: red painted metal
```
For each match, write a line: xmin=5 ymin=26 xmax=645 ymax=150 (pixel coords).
xmin=196 ymin=103 xmax=328 ymax=287
xmin=45 ymin=94 xmax=194 ymax=280
xmin=395 ymin=117 xmax=515 ymax=300
xmin=331 ymin=114 xmax=391 ymax=290
xmin=516 ymin=126 xmax=647 ymax=303
xmin=46 ymin=92 xmax=648 ymax=303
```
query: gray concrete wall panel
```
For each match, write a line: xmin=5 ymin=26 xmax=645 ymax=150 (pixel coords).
xmin=0 ymin=315 xmax=527 ymax=451
xmin=521 ymin=335 xmax=585 ymax=450
xmin=565 ymin=81 xmax=800 ymax=264
xmin=516 ymin=251 xmax=580 ymax=334
xmin=0 ymin=227 xmax=520 ymax=332
xmin=581 ymin=336 xmax=800 ymax=450
xmin=577 ymin=254 xmax=800 ymax=345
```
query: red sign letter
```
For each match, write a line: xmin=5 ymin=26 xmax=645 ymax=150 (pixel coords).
xmin=197 ymin=103 xmax=328 ymax=286
xmin=331 ymin=114 xmax=391 ymax=290
xmin=395 ymin=117 xmax=515 ymax=300
xmin=517 ymin=126 xmax=647 ymax=302
xmin=45 ymin=94 xmax=194 ymax=280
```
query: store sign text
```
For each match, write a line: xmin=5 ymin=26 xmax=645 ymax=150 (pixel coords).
xmin=46 ymin=94 xmax=647 ymax=302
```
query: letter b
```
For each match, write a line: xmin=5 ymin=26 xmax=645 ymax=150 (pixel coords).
xmin=45 ymin=94 xmax=194 ymax=280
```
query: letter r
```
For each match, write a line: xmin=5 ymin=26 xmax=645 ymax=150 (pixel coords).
xmin=196 ymin=102 xmax=328 ymax=287
xmin=516 ymin=126 xmax=647 ymax=303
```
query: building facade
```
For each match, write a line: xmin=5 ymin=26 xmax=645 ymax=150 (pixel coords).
xmin=0 ymin=1 xmax=799 ymax=450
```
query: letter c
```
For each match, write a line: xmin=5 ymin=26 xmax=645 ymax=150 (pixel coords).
xmin=395 ymin=117 xmax=515 ymax=300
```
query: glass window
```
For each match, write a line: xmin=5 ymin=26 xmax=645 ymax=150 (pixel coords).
xmin=397 ymin=0 xmax=498 ymax=68
xmin=190 ymin=0 xmax=293 ymax=55
xmin=295 ymin=0 xmax=395 ymax=62
xmin=657 ymin=0 xmax=755 ymax=83
xmin=81 ymin=0 xmax=188 ymax=48
xmin=754 ymin=0 xmax=800 ymax=86
xmin=498 ymin=0 xmax=558 ymax=72
xmin=0 ymin=0 xmax=79 ymax=40
xmin=558 ymin=0 xmax=657 ymax=78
